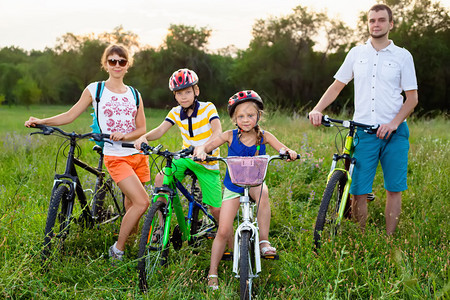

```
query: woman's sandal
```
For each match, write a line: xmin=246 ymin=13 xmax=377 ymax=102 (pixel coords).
xmin=259 ymin=240 xmax=277 ymax=256
xmin=207 ymin=274 xmax=219 ymax=290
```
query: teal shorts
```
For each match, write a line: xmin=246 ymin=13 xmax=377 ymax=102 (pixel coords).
xmin=172 ymin=158 xmax=222 ymax=208
xmin=350 ymin=122 xmax=410 ymax=195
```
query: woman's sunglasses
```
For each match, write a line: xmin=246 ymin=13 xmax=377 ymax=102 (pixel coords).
xmin=107 ymin=59 xmax=128 ymax=67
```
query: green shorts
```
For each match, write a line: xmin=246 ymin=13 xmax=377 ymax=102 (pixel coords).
xmin=222 ymin=187 xmax=242 ymax=201
xmin=172 ymin=158 xmax=222 ymax=208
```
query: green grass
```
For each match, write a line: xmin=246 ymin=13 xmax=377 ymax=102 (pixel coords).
xmin=0 ymin=105 xmax=449 ymax=299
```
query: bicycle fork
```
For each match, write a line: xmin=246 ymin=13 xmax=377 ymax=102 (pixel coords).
xmin=327 ymin=153 xmax=356 ymax=226
xmin=233 ymin=190 xmax=262 ymax=277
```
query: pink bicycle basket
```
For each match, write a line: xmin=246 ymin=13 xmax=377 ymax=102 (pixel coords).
xmin=226 ymin=155 xmax=270 ymax=187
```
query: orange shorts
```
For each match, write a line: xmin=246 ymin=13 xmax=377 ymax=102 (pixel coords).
xmin=104 ymin=154 xmax=150 ymax=184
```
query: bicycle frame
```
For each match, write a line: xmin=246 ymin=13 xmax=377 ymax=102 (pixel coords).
xmin=232 ymin=186 xmax=262 ymax=277
xmin=32 ymin=125 xmax=124 ymax=223
xmin=138 ymin=145 xmax=216 ymax=249
xmin=321 ymin=115 xmax=379 ymax=226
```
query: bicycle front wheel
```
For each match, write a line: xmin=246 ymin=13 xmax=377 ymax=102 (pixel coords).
xmin=137 ymin=200 xmax=169 ymax=293
xmin=42 ymin=185 xmax=73 ymax=260
xmin=239 ymin=230 xmax=254 ymax=300
xmin=313 ymin=170 xmax=348 ymax=250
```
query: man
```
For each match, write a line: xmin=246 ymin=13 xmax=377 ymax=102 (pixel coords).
xmin=308 ymin=4 xmax=418 ymax=235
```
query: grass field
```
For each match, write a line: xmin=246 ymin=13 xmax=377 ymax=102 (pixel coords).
xmin=0 ymin=105 xmax=449 ymax=299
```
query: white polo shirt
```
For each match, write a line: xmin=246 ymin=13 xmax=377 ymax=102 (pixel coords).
xmin=334 ymin=39 xmax=418 ymax=125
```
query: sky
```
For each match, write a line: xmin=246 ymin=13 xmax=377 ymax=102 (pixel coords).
xmin=1 ymin=0 xmax=449 ymax=52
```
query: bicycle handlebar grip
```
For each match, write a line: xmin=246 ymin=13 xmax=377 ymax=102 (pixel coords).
xmin=122 ymin=143 xmax=135 ymax=148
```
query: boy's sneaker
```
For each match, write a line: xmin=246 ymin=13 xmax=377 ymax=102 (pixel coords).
xmin=109 ymin=244 xmax=124 ymax=261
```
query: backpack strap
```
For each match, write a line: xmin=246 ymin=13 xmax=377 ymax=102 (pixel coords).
xmin=95 ymin=81 xmax=105 ymax=133
xmin=128 ymin=85 xmax=140 ymax=108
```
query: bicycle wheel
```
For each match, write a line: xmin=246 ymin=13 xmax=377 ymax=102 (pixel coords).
xmin=239 ymin=230 xmax=253 ymax=300
xmin=42 ymin=185 xmax=73 ymax=260
xmin=313 ymin=170 xmax=347 ymax=250
xmin=137 ymin=200 xmax=169 ymax=293
xmin=92 ymin=176 xmax=124 ymax=224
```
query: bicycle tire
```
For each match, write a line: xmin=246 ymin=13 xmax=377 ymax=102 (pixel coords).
xmin=92 ymin=176 xmax=124 ymax=224
xmin=42 ymin=185 xmax=72 ymax=260
xmin=137 ymin=200 xmax=169 ymax=293
xmin=313 ymin=170 xmax=347 ymax=250
xmin=239 ymin=230 xmax=252 ymax=300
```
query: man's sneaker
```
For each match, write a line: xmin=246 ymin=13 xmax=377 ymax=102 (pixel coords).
xmin=109 ymin=245 xmax=124 ymax=261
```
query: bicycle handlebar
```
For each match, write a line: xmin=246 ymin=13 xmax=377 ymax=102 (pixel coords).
xmin=193 ymin=152 xmax=300 ymax=163
xmin=122 ymin=142 xmax=194 ymax=159
xmin=308 ymin=115 xmax=379 ymax=134
xmin=29 ymin=124 xmax=111 ymax=142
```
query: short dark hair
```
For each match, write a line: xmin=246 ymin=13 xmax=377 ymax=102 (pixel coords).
xmin=369 ymin=4 xmax=393 ymax=22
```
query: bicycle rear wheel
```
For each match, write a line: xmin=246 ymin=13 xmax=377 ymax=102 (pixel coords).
xmin=42 ymin=185 xmax=73 ymax=260
xmin=92 ymin=176 xmax=124 ymax=224
xmin=239 ymin=230 xmax=254 ymax=300
xmin=137 ymin=200 xmax=169 ymax=293
xmin=313 ymin=170 xmax=347 ymax=250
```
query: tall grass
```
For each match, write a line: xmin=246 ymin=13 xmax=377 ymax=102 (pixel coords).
xmin=0 ymin=105 xmax=448 ymax=299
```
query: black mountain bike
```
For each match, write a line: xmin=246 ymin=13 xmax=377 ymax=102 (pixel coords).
xmin=30 ymin=125 xmax=125 ymax=261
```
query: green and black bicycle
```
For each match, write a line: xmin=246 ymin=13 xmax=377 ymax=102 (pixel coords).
xmin=122 ymin=143 xmax=217 ymax=293
xmin=312 ymin=115 xmax=379 ymax=250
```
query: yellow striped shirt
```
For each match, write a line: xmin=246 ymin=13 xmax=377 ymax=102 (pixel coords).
xmin=165 ymin=101 xmax=220 ymax=170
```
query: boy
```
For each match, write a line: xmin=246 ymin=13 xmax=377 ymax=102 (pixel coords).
xmin=134 ymin=68 xmax=223 ymax=220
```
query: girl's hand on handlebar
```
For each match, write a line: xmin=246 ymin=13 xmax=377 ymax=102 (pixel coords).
xmin=134 ymin=136 xmax=148 ymax=150
xmin=24 ymin=117 xmax=43 ymax=128
xmin=280 ymin=148 xmax=298 ymax=161
xmin=308 ymin=110 xmax=323 ymax=127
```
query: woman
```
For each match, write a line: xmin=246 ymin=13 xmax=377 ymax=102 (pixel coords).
xmin=25 ymin=44 xmax=149 ymax=261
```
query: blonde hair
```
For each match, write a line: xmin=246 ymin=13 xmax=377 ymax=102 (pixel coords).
xmin=233 ymin=101 xmax=264 ymax=155
xmin=101 ymin=44 xmax=133 ymax=71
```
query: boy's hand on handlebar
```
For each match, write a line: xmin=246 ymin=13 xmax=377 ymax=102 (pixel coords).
xmin=193 ymin=145 xmax=207 ymax=161
xmin=308 ymin=110 xmax=323 ymax=127
xmin=133 ymin=136 xmax=148 ymax=150
xmin=24 ymin=117 xmax=43 ymax=128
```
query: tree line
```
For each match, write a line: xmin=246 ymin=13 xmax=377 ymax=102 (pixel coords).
xmin=0 ymin=0 xmax=448 ymax=115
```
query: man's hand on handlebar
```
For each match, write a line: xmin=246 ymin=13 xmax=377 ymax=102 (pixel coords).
xmin=308 ymin=110 xmax=323 ymax=127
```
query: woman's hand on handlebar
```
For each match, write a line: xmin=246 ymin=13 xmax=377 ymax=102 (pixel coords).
xmin=193 ymin=145 xmax=207 ymax=161
xmin=24 ymin=117 xmax=44 ymax=128
xmin=308 ymin=110 xmax=323 ymax=127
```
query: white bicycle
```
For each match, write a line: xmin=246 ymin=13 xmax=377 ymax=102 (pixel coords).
xmin=200 ymin=152 xmax=299 ymax=300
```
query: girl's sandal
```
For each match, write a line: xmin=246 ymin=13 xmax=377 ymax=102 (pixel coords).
xmin=207 ymin=274 xmax=219 ymax=290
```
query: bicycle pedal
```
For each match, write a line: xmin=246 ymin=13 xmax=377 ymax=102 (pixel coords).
xmin=221 ymin=251 xmax=233 ymax=261
xmin=261 ymin=254 xmax=279 ymax=260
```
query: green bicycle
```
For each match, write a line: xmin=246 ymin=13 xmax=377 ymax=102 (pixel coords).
xmin=313 ymin=115 xmax=379 ymax=250
xmin=122 ymin=143 xmax=218 ymax=293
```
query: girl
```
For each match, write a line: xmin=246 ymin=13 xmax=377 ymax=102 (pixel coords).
xmin=194 ymin=90 xmax=298 ymax=289
xmin=25 ymin=44 xmax=149 ymax=261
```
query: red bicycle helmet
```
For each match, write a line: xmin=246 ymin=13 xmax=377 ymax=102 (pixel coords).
xmin=227 ymin=90 xmax=264 ymax=117
xmin=169 ymin=68 xmax=199 ymax=91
